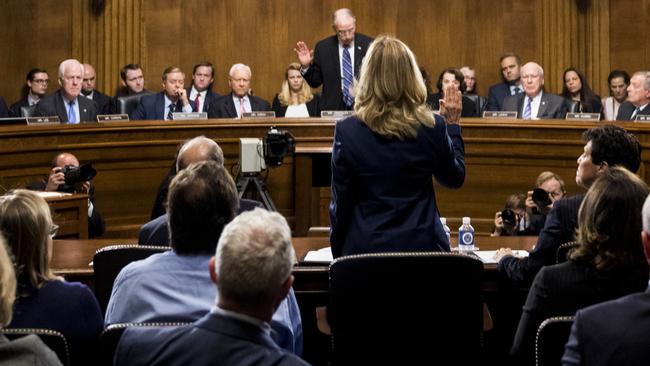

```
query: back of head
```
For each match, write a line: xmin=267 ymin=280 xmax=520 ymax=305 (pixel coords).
xmin=0 ymin=234 xmax=16 ymax=327
xmin=168 ymin=160 xmax=238 ymax=255
xmin=572 ymin=167 xmax=650 ymax=273
xmin=215 ymin=208 xmax=294 ymax=304
xmin=0 ymin=190 xmax=58 ymax=291
xmin=582 ymin=124 xmax=641 ymax=172
xmin=175 ymin=136 xmax=224 ymax=172
xmin=354 ymin=34 xmax=435 ymax=140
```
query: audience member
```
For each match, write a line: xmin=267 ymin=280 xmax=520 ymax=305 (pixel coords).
xmin=34 ymin=59 xmax=97 ymax=123
xmin=460 ymin=65 xmax=487 ymax=116
xmin=187 ymin=61 xmax=220 ymax=113
xmin=0 ymin=190 xmax=103 ymax=366
xmin=208 ymin=63 xmax=270 ymax=118
xmin=26 ymin=152 xmax=105 ymax=238
xmin=330 ymin=35 xmax=464 ymax=258
xmin=116 ymin=208 xmax=309 ymax=366
xmin=131 ymin=66 xmax=194 ymax=120
xmin=81 ymin=63 xmax=111 ymax=114
xmin=426 ymin=68 xmax=478 ymax=117
xmin=272 ymin=63 xmax=320 ymax=117
xmin=487 ymin=52 xmax=523 ymax=111
xmin=114 ymin=63 xmax=149 ymax=97
xmin=495 ymin=124 xmax=641 ymax=285
xmin=601 ymin=70 xmax=630 ymax=121
xmin=616 ymin=71 xmax=650 ymax=120
xmin=502 ymin=62 xmax=570 ymax=119
xmin=295 ymin=8 xmax=373 ymax=111
xmin=0 ymin=233 xmax=63 ymax=366
xmin=561 ymin=67 xmax=602 ymax=114
xmin=8 ymin=68 xmax=49 ymax=117
xmin=106 ymin=161 xmax=302 ymax=354
xmin=562 ymin=192 xmax=650 ymax=366
xmin=511 ymin=167 xmax=649 ymax=365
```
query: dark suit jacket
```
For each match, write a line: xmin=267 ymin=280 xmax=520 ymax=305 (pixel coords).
xmin=130 ymin=92 xmax=196 ymax=121
xmin=186 ymin=87 xmax=220 ymax=113
xmin=207 ymin=93 xmax=271 ymax=118
xmin=85 ymin=89 xmax=111 ymax=115
xmin=33 ymin=90 xmax=97 ymax=123
xmin=616 ymin=101 xmax=650 ymax=121
xmin=8 ymin=97 xmax=29 ymax=117
xmin=0 ymin=96 xmax=9 ymax=118
xmin=502 ymin=91 xmax=570 ymax=119
xmin=486 ymin=82 xmax=514 ymax=111
xmin=426 ymin=93 xmax=478 ymax=117
xmin=271 ymin=94 xmax=320 ymax=117
xmin=115 ymin=311 xmax=309 ymax=366
xmin=498 ymin=194 xmax=583 ymax=286
xmin=303 ymin=33 xmax=373 ymax=111
xmin=511 ymin=261 xmax=648 ymax=366
xmin=562 ymin=288 xmax=650 ymax=366
xmin=330 ymin=115 xmax=465 ymax=258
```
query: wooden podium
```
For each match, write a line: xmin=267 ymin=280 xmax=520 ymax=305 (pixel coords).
xmin=42 ymin=193 xmax=89 ymax=239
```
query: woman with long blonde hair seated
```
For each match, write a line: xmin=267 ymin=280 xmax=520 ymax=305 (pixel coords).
xmin=272 ymin=62 xmax=320 ymax=117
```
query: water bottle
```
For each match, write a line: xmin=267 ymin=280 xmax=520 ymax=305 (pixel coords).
xmin=440 ymin=217 xmax=451 ymax=248
xmin=458 ymin=216 xmax=475 ymax=252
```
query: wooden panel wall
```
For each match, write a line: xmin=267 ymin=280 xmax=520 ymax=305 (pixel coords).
xmin=0 ymin=1 xmax=648 ymax=108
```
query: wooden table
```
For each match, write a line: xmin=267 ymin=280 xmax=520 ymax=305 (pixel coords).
xmin=44 ymin=193 xmax=89 ymax=239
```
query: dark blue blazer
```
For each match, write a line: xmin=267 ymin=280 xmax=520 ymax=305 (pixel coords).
xmin=115 ymin=311 xmax=309 ymax=366
xmin=8 ymin=97 xmax=29 ymax=117
xmin=0 ymin=96 xmax=9 ymax=118
xmin=207 ymin=93 xmax=271 ymax=118
xmin=130 ymin=92 xmax=195 ymax=120
xmin=87 ymin=89 xmax=111 ymax=115
xmin=616 ymin=101 xmax=650 ymax=121
xmin=563 ymin=287 xmax=650 ymax=366
xmin=186 ymin=87 xmax=220 ymax=113
xmin=34 ymin=90 xmax=97 ymax=123
xmin=329 ymin=115 xmax=465 ymax=258
xmin=486 ymin=82 xmax=513 ymax=111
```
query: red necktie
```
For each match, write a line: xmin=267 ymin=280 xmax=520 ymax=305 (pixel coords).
xmin=239 ymin=98 xmax=246 ymax=117
xmin=195 ymin=93 xmax=201 ymax=112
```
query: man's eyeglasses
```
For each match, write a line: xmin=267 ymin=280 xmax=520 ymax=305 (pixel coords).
xmin=49 ymin=224 xmax=59 ymax=238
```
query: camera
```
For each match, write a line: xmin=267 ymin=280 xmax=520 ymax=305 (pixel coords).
xmin=59 ymin=163 xmax=97 ymax=192
xmin=263 ymin=127 xmax=295 ymax=167
xmin=501 ymin=208 xmax=518 ymax=231
xmin=532 ymin=188 xmax=552 ymax=209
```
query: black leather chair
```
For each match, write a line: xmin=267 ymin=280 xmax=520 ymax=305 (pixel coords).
xmin=93 ymin=244 xmax=170 ymax=315
xmin=116 ymin=92 xmax=153 ymax=116
xmin=99 ymin=322 xmax=191 ymax=366
xmin=464 ymin=93 xmax=486 ymax=117
xmin=20 ymin=104 xmax=37 ymax=117
xmin=0 ymin=328 xmax=70 ymax=366
xmin=535 ymin=316 xmax=575 ymax=366
xmin=556 ymin=241 xmax=579 ymax=264
xmin=328 ymin=252 xmax=484 ymax=365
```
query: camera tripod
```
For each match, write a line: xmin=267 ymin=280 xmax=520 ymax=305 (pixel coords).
xmin=235 ymin=173 xmax=277 ymax=212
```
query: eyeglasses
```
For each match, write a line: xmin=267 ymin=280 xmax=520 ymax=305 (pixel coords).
xmin=32 ymin=79 xmax=49 ymax=85
xmin=49 ymin=224 xmax=59 ymax=238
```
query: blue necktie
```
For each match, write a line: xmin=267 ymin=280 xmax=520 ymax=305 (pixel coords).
xmin=342 ymin=46 xmax=353 ymax=107
xmin=67 ymin=101 xmax=77 ymax=124
xmin=523 ymin=97 xmax=532 ymax=120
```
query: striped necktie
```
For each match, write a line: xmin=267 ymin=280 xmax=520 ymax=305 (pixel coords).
xmin=523 ymin=97 xmax=532 ymax=120
xmin=167 ymin=103 xmax=175 ymax=120
xmin=342 ymin=46 xmax=353 ymax=107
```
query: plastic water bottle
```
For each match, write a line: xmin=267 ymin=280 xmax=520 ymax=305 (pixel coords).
xmin=440 ymin=217 xmax=451 ymax=248
xmin=458 ymin=217 xmax=475 ymax=252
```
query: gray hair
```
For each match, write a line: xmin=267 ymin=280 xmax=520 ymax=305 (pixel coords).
xmin=176 ymin=136 xmax=224 ymax=172
xmin=643 ymin=193 xmax=650 ymax=232
xmin=228 ymin=63 xmax=251 ymax=79
xmin=215 ymin=208 xmax=295 ymax=303
xmin=332 ymin=8 xmax=355 ymax=26
xmin=58 ymin=59 xmax=84 ymax=79
xmin=522 ymin=62 xmax=544 ymax=77
xmin=634 ymin=71 xmax=650 ymax=91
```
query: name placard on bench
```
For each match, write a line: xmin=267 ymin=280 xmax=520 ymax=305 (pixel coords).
xmin=635 ymin=114 xmax=650 ymax=122
xmin=172 ymin=112 xmax=208 ymax=120
xmin=97 ymin=114 xmax=129 ymax=122
xmin=26 ymin=116 xmax=61 ymax=125
xmin=483 ymin=111 xmax=518 ymax=119
xmin=242 ymin=111 xmax=276 ymax=118
xmin=565 ymin=112 xmax=600 ymax=121
xmin=320 ymin=110 xmax=354 ymax=119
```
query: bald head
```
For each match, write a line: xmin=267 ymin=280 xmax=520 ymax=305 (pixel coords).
xmin=176 ymin=136 xmax=224 ymax=172
xmin=332 ymin=8 xmax=356 ymax=46
xmin=520 ymin=62 xmax=545 ymax=97
xmin=82 ymin=63 xmax=97 ymax=94
xmin=51 ymin=153 xmax=79 ymax=168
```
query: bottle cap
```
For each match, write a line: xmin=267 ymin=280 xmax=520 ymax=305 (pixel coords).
xmin=440 ymin=217 xmax=447 ymax=225
xmin=462 ymin=216 xmax=471 ymax=224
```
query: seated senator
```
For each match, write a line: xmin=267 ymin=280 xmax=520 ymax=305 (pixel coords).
xmin=130 ymin=66 xmax=194 ymax=121
xmin=207 ymin=63 xmax=271 ymax=118
xmin=272 ymin=63 xmax=320 ymax=117
xmin=426 ymin=67 xmax=478 ymax=117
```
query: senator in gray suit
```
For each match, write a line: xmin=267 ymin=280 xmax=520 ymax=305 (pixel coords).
xmin=502 ymin=62 xmax=570 ymax=119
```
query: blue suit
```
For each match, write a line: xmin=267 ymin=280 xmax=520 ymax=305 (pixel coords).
xmin=116 ymin=311 xmax=309 ymax=366
xmin=486 ymin=82 xmax=514 ymax=111
xmin=130 ymin=92 xmax=195 ymax=120
xmin=329 ymin=115 xmax=465 ymax=258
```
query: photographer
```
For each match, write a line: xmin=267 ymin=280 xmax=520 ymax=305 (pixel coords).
xmin=27 ymin=153 xmax=105 ymax=238
xmin=492 ymin=193 xmax=532 ymax=236
xmin=525 ymin=171 xmax=566 ymax=232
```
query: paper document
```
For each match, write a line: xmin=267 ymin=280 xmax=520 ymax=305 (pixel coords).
xmin=474 ymin=250 xmax=529 ymax=264
xmin=34 ymin=191 xmax=71 ymax=198
xmin=303 ymin=247 xmax=333 ymax=262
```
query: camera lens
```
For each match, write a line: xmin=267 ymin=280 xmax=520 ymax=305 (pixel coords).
xmin=501 ymin=208 xmax=517 ymax=227
xmin=532 ymin=188 xmax=552 ymax=208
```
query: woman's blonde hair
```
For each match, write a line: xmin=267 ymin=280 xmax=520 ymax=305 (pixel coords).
xmin=278 ymin=62 xmax=314 ymax=106
xmin=0 ymin=189 xmax=61 ymax=294
xmin=354 ymin=34 xmax=435 ymax=140
xmin=0 ymin=234 xmax=16 ymax=327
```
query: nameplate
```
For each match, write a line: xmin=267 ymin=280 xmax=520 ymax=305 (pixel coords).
xmin=242 ymin=111 xmax=276 ymax=118
xmin=0 ymin=117 xmax=27 ymax=125
xmin=635 ymin=114 xmax=650 ymax=122
xmin=172 ymin=112 xmax=208 ymax=120
xmin=97 ymin=114 xmax=129 ymax=122
xmin=320 ymin=110 xmax=354 ymax=119
xmin=26 ymin=116 xmax=61 ymax=125
xmin=565 ymin=112 xmax=600 ymax=121
xmin=482 ymin=111 xmax=517 ymax=119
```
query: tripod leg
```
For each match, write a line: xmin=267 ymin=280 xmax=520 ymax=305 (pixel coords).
xmin=253 ymin=177 xmax=277 ymax=212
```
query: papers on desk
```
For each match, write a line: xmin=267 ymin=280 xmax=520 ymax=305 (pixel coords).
xmin=34 ymin=191 xmax=71 ymax=198
xmin=473 ymin=250 xmax=529 ymax=264
xmin=303 ymin=247 xmax=333 ymax=263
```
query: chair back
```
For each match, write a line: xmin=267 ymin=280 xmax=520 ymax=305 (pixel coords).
xmin=93 ymin=245 xmax=170 ymax=315
xmin=556 ymin=241 xmax=579 ymax=264
xmin=20 ymin=104 xmax=37 ymax=117
xmin=117 ymin=92 xmax=152 ymax=115
xmin=99 ymin=322 xmax=191 ymax=366
xmin=1 ymin=328 xmax=70 ymax=366
xmin=535 ymin=316 xmax=575 ymax=366
xmin=328 ymin=252 xmax=484 ymax=364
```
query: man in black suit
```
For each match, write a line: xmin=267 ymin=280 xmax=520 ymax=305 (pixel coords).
xmin=486 ymin=52 xmax=524 ymax=111
xmin=207 ymin=63 xmax=270 ymax=118
xmin=131 ymin=66 xmax=194 ymax=120
xmin=295 ymin=8 xmax=373 ymax=111
xmin=34 ymin=59 xmax=97 ymax=123
xmin=562 ymin=193 xmax=650 ymax=366
xmin=80 ymin=63 xmax=111 ymax=114
xmin=9 ymin=68 xmax=49 ymax=117
xmin=495 ymin=124 xmax=642 ymax=285
xmin=616 ymin=71 xmax=650 ymax=121
xmin=187 ymin=61 xmax=220 ymax=113
xmin=502 ymin=62 xmax=570 ymax=119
